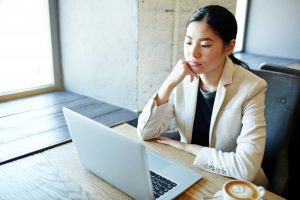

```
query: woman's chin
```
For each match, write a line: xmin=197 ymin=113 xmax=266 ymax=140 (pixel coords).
xmin=191 ymin=66 xmax=203 ymax=74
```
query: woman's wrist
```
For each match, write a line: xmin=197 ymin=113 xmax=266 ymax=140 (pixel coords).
xmin=156 ymin=79 xmax=176 ymax=106
xmin=184 ymin=144 xmax=202 ymax=156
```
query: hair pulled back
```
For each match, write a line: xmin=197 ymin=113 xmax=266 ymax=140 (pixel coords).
xmin=187 ymin=5 xmax=249 ymax=69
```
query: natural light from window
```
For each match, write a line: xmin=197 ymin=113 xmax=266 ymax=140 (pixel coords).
xmin=0 ymin=0 xmax=54 ymax=95
xmin=235 ymin=0 xmax=248 ymax=52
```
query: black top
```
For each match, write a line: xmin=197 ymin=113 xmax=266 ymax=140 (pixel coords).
xmin=191 ymin=88 xmax=216 ymax=147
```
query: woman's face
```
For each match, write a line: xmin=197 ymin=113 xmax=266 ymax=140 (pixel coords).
xmin=184 ymin=21 xmax=234 ymax=75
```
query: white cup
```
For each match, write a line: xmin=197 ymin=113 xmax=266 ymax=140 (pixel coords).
xmin=223 ymin=180 xmax=265 ymax=200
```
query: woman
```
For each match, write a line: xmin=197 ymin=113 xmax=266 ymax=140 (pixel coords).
xmin=137 ymin=5 xmax=268 ymax=187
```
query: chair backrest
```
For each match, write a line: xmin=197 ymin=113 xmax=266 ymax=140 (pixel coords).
xmin=260 ymin=63 xmax=300 ymax=77
xmin=252 ymin=69 xmax=300 ymax=197
xmin=259 ymin=64 xmax=300 ymax=198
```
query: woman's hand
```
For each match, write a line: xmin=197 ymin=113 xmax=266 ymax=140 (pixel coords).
xmin=157 ymin=136 xmax=186 ymax=151
xmin=156 ymin=136 xmax=202 ymax=156
xmin=167 ymin=59 xmax=198 ymax=87
xmin=156 ymin=59 xmax=198 ymax=106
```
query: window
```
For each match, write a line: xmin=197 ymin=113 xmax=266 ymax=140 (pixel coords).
xmin=0 ymin=0 xmax=62 ymax=101
xmin=235 ymin=0 xmax=249 ymax=52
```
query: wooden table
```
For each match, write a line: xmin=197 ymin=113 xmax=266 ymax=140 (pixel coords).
xmin=0 ymin=124 xmax=285 ymax=200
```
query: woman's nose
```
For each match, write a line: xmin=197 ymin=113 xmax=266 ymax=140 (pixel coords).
xmin=191 ymin=44 xmax=201 ymax=58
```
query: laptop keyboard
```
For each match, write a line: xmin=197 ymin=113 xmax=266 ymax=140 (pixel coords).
xmin=149 ymin=170 xmax=177 ymax=199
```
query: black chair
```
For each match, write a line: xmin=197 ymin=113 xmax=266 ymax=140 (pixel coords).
xmin=260 ymin=62 xmax=300 ymax=77
xmin=259 ymin=63 xmax=300 ymax=199
xmin=252 ymin=69 xmax=300 ymax=198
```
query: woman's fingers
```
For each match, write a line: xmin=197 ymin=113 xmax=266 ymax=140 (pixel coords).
xmin=157 ymin=137 xmax=185 ymax=150
xmin=180 ymin=60 xmax=198 ymax=82
xmin=170 ymin=59 xmax=198 ymax=85
xmin=156 ymin=136 xmax=171 ymax=143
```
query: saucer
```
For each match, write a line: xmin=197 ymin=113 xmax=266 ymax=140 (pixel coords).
xmin=212 ymin=190 xmax=223 ymax=200
xmin=212 ymin=190 xmax=263 ymax=200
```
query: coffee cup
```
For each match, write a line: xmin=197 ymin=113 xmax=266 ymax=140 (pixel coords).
xmin=223 ymin=180 xmax=265 ymax=200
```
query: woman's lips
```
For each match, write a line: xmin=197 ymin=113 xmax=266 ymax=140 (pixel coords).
xmin=188 ymin=61 xmax=202 ymax=67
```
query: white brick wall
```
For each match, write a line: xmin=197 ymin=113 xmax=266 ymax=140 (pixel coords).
xmin=60 ymin=0 xmax=236 ymax=111
xmin=137 ymin=0 xmax=175 ymax=110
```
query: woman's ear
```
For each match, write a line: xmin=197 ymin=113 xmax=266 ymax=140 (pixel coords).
xmin=225 ymin=39 xmax=236 ymax=56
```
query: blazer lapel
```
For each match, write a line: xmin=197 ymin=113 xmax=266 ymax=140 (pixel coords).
xmin=185 ymin=77 xmax=199 ymax=143
xmin=209 ymin=58 xmax=234 ymax=147
xmin=209 ymin=84 xmax=226 ymax=147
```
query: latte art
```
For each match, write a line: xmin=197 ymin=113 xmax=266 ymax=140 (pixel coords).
xmin=229 ymin=184 xmax=255 ymax=199
xmin=225 ymin=181 xmax=258 ymax=199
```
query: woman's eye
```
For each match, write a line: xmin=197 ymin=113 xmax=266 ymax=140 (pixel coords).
xmin=185 ymin=42 xmax=192 ymax=45
xmin=201 ymin=44 xmax=210 ymax=48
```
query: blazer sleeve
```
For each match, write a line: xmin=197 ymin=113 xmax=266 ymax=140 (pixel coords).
xmin=137 ymin=93 xmax=175 ymax=140
xmin=193 ymin=79 xmax=267 ymax=182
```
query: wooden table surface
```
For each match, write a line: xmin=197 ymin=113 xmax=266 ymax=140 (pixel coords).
xmin=0 ymin=124 xmax=286 ymax=200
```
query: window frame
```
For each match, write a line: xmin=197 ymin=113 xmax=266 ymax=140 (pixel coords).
xmin=234 ymin=0 xmax=249 ymax=52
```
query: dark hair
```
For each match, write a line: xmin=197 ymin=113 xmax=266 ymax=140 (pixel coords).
xmin=187 ymin=5 xmax=249 ymax=69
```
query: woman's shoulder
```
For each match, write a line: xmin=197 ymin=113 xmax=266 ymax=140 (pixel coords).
xmin=233 ymin=64 xmax=267 ymax=88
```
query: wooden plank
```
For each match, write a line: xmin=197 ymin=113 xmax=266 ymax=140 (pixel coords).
xmin=70 ymin=101 xmax=120 ymax=119
xmin=0 ymin=98 xmax=120 ymax=144
xmin=0 ymin=153 xmax=94 ymax=200
xmin=0 ymin=97 xmax=94 ymax=129
xmin=0 ymin=91 xmax=138 ymax=165
xmin=92 ymin=109 xmax=138 ymax=127
xmin=0 ymin=127 xmax=71 ymax=164
xmin=0 ymin=91 xmax=84 ymax=117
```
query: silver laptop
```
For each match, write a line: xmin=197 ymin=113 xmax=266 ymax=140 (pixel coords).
xmin=63 ymin=107 xmax=202 ymax=200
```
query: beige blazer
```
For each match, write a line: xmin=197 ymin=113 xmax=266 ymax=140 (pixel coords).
xmin=137 ymin=58 xmax=269 ymax=187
